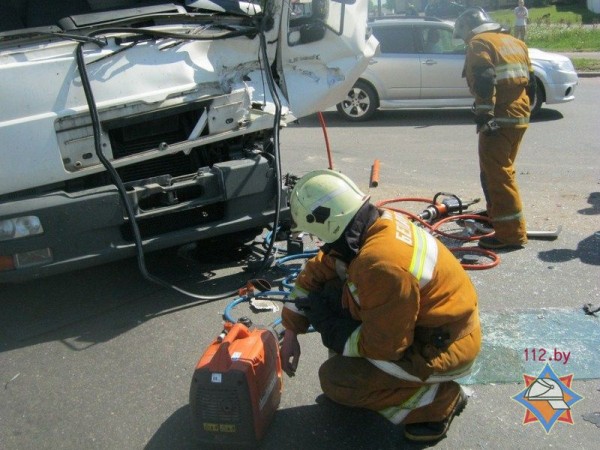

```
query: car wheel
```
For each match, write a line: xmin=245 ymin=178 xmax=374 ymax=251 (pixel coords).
xmin=530 ymin=78 xmax=544 ymax=117
xmin=336 ymin=80 xmax=379 ymax=122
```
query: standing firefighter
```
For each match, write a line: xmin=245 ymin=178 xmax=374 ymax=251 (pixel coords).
xmin=454 ymin=8 xmax=535 ymax=249
xmin=280 ymin=170 xmax=481 ymax=443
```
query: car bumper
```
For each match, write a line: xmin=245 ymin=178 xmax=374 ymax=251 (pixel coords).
xmin=543 ymin=71 xmax=578 ymax=105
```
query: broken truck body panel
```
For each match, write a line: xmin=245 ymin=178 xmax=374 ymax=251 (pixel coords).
xmin=0 ymin=0 xmax=376 ymax=282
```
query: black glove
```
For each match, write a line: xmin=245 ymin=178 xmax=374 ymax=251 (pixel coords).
xmin=474 ymin=113 xmax=500 ymax=135
xmin=314 ymin=280 xmax=354 ymax=320
xmin=295 ymin=291 xmax=361 ymax=354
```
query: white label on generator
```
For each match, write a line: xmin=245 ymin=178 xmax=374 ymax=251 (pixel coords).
xmin=231 ymin=352 xmax=242 ymax=360
xmin=211 ymin=373 xmax=222 ymax=383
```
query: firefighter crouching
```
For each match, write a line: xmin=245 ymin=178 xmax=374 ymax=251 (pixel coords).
xmin=280 ymin=170 xmax=481 ymax=443
xmin=455 ymin=7 xmax=535 ymax=250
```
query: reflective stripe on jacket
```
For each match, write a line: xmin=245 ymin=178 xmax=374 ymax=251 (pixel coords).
xmin=281 ymin=209 xmax=479 ymax=371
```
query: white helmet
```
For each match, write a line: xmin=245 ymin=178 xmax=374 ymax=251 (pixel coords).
xmin=290 ymin=170 xmax=369 ymax=243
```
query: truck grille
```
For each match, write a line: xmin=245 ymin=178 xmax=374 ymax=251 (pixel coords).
xmin=116 ymin=153 xmax=195 ymax=183
xmin=120 ymin=202 xmax=225 ymax=240
xmin=109 ymin=106 xmax=205 ymax=160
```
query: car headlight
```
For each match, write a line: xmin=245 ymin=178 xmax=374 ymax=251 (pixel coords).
xmin=550 ymin=59 xmax=575 ymax=72
xmin=0 ymin=216 xmax=44 ymax=241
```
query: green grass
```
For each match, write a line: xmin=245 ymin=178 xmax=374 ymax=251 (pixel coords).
xmin=489 ymin=5 xmax=600 ymax=52
xmin=571 ymin=58 xmax=600 ymax=72
xmin=490 ymin=4 xmax=600 ymax=26
xmin=527 ymin=24 xmax=600 ymax=51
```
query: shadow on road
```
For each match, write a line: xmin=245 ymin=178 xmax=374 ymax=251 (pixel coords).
xmin=293 ymin=107 xmax=564 ymax=129
xmin=0 ymin=242 xmax=271 ymax=353
xmin=294 ymin=109 xmax=475 ymax=129
xmin=530 ymin=108 xmax=564 ymax=122
xmin=578 ymin=192 xmax=600 ymax=216
xmin=538 ymin=231 xmax=600 ymax=266
xmin=146 ymin=397 xmax=436 ymax=450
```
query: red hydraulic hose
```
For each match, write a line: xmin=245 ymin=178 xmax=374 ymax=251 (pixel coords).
xmin=375 ymin=197 xmax=499 ymax=270
xmin=317 ymin=112 xmax=334 ymax=170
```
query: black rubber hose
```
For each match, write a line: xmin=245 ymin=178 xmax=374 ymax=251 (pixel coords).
xmin=75 ymin=42 xmax=236 ymax=301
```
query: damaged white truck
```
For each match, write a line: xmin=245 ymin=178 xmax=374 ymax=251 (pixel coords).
xmin=0 ymin=0 xmax=376 ymax=282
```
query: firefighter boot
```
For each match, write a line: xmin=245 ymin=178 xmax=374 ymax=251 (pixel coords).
xmin=404 ymin=388 xmax=468 ymax=442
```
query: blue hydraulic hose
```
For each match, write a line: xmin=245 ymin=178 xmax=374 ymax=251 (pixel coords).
xmin=223 ymin=290 xmax=291 ymax=324
xmin=275 ymin=252 xmax=318 ymax=265
xmin=276 ymin=252 xmax=318 ymax=289
xmin=223 ymin=252 xmax=318 ymax=325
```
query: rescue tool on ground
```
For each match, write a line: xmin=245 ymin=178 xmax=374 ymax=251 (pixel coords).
xmin=416 ymin=192 xmax=480 ymax=223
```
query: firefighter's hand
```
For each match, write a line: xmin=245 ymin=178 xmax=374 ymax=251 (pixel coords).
xmin=474 ymin=112 xmax=492 ymax=127
xmin=295 ymin=295 xmax=335 ymax=332
xmin=295 ymin=295 xmax=360 ymax=354
xmin=280 ymin=329 xmax=301 ymax=377
xmin=478 ymin=119 xmax=500 ymax=135
xmin=475 ymin=114 xmax=500 ymax=135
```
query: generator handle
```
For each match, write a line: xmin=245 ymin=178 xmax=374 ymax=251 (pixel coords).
xmin=220 ymin=322 xmax=251 ymax=344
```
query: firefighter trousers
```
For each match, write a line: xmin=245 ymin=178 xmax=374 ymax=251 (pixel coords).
xmin=478 ymin=127 xmax=528 ymax=245
xmin=318 ymin=326 xmax=481 ymax=425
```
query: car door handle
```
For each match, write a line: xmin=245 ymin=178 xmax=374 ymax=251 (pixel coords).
xmin=422 ymin=59 xmax=437 ymax=65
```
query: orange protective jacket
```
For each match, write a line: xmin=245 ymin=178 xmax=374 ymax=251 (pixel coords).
xmin=282 ymin=210 xmax=480 ymax=377
xmin=465 ymin=30 xmax=532 ymax=127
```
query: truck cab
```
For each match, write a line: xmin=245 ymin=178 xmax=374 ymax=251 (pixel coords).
xmin=0 ymin=0 xmax=376 ymax=282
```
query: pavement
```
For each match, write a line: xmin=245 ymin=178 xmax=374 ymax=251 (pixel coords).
xmin=1 ymin=77 xmax=598 ymax=450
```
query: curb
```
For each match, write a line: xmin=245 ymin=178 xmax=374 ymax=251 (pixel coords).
xmin=577 ymin=72 xmax=600 ymax=78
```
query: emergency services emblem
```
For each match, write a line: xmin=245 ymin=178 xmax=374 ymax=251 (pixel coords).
xmin=512 ymin=363 xmax=583 ymax=433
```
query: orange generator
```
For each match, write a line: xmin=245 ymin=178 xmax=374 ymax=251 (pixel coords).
xmin=189 ymin=322 xmax=283 ymax=447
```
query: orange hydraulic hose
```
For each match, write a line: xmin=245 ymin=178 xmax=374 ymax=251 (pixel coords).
xmin=370 ymin=159 xmax=380 ymax=187
xmin=317 ymin=112 xmax=334 ymax=170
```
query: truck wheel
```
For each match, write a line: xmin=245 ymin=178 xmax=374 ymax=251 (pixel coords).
xmin=336 ymin=80 xmax=379 ymax=122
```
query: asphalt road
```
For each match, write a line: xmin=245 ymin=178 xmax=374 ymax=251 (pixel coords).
xmin=1 ymin=78 xmax=599 ymax=450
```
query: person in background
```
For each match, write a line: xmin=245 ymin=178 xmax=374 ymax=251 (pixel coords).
xmin=455 ymin=8 xmax=535 ymax=249
xmin=425 ymin=28 xmax=443 ymax=53
xmin=280 ymin=169 xmax=481 ymax=443
xmin=513 ymin=0 xmax=528 ymax=41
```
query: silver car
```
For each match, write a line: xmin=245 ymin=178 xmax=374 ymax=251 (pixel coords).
xmin=337 ymin=18 xmax=578 ymax=121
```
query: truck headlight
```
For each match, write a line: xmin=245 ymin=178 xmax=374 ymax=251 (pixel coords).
xmin=0 ymin=216 xmax=44 ymax=241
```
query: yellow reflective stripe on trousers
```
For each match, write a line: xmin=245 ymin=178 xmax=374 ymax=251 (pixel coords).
xmin=378 ymin=384 xmax=440 ymax=425
xmin=368 ymin=358 xmax=473 ymax=383
xmin=408 ymin=222 xmax=438 ymax=288
xmin=494 ymin=211 xmax=523 ymax=222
